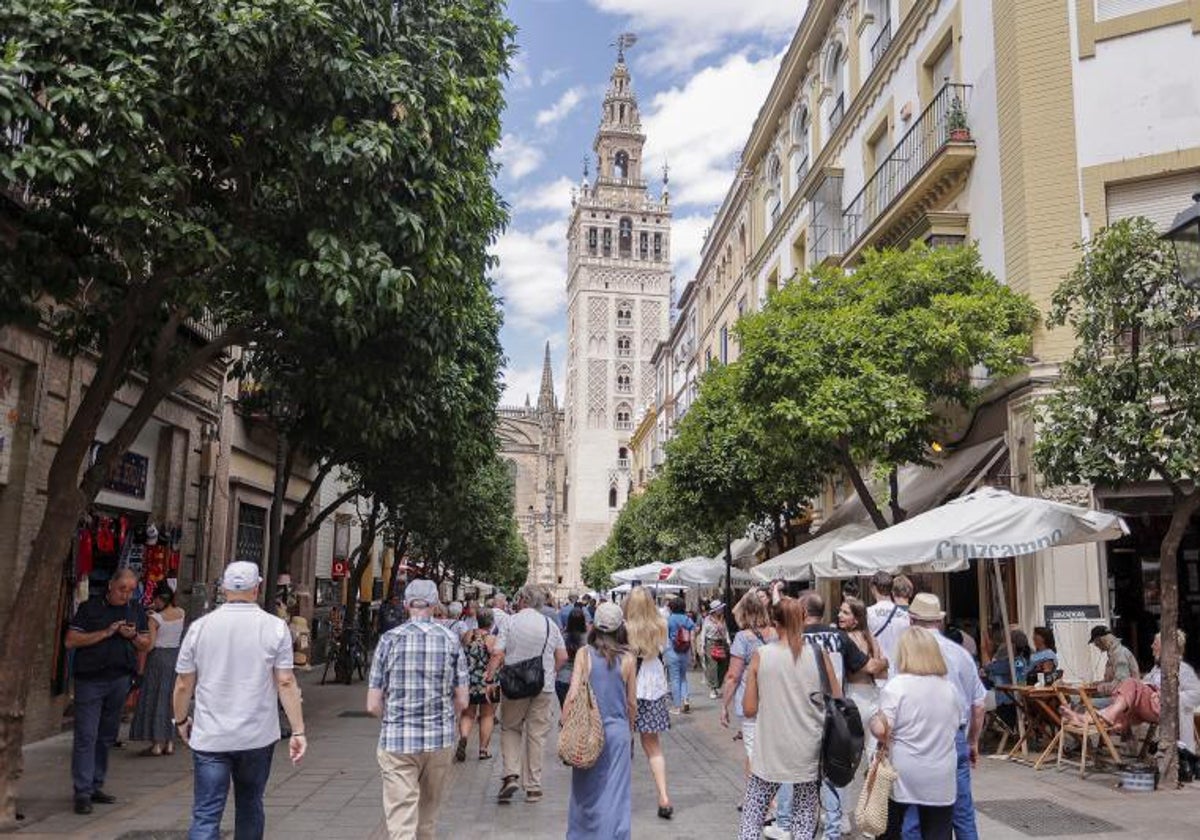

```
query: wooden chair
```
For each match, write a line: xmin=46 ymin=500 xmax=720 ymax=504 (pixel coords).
xmin=1053 ymin=685 xmax=1123 ymax=777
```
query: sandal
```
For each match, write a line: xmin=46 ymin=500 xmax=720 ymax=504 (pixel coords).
xmin=478 ymin=749 xmax=493 ymax=760
xmin=454 ymin=737 xmax=467 ymax=762
xmin=138 ymin=746 xmax=163 ymax=757
xmin=164 ymin=744 xmax=174 ymax=756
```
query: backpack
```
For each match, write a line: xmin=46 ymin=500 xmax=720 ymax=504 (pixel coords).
xmin=498 ymin=618 xmax=551 ymax=700
xmin=672 ymin=622 xmax=692 ymax=653
xmin=812 ymin=644 xmax=865 ymax=788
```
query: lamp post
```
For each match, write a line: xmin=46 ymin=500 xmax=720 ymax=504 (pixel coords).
xmin=1163 ymin=192 xmax=1200 ymax=288
xmin=265 ymin=390 xmax=294 ymax=613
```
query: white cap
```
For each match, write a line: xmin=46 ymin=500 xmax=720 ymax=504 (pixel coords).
xmin=222 ymin=561 xmax=262 ymax=592
xmin=404 ymin=579 xmax=440 ymax=607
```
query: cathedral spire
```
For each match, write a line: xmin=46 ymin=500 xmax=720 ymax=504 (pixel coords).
xmin=537 ymin=341 xmax=555 ymax=413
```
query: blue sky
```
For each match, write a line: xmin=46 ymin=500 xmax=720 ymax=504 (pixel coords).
xmin=493 ymin=0 xmax=807 ymax=406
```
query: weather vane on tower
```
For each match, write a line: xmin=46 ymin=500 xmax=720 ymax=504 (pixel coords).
xmin=613 ymin=32 xmax=638 ymax=61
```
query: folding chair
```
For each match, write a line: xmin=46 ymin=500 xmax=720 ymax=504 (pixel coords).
xmin=1054 ymin=685 xmax=1123 ymax=778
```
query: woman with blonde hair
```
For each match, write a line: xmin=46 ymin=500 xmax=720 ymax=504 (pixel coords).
xmin=721 ymin=591 xmax=778 ymax=779
xmin=623 ymin=586 xmax=675 ymax=819
xmin=737 ymin=598 xmax=824 ymax=839
xmin=869 ymin=628 xmax=960 ymax=839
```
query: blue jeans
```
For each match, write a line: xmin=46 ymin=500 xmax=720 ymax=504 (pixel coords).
xmin=190 ymin=744 xmax=276 ymax=840
xmin=72 ymin=675 xmax=132 ymax=797
xmin=775 ymin=782 xmax=794 ymax=830
xmin=902 ymin=729 xmax=977 ymax=840
xmin=820 ymin=778 xmax=843 ymax=838
xmin=666 ymin=650 xmax=690 ymax=708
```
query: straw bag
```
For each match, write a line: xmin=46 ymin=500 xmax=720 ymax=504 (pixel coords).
xmin=557 ymin=651 xmax=605 ymax=769
xmin=854 ymin=726 xmax=897 ymax=837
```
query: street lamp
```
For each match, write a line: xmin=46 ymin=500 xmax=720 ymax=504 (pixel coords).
xmin=1163 ymin=192 xmax=1200 ymax=288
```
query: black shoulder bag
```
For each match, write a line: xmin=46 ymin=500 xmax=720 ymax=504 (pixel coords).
xmin=813 ymin=644 xmax=865 ymax=788
xmin=499 ymin=618 xmax=551 ymax=700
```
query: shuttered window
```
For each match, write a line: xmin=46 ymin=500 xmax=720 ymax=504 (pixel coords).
xmin=1105 ymin=170 xmax=1200 ymax=230
xmin=1096 ymin=0 xmax=1178 ymax=22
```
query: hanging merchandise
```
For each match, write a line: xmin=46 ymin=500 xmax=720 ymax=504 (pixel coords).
xmin=95 ymin=516 xmax=116 ymax=555
xmin=76 ymin=526 xmax=94 ymax=577
xmin=118 ymin=513 xmax=130 ymax=554
xmin=167 ymin=522 xmax=182 ymax=575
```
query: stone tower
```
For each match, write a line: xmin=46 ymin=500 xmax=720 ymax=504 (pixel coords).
xmin=562 ymin=54 xmax=672 ymax=588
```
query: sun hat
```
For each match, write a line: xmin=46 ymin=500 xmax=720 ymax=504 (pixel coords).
xmin=708 ymin=600 xmax=725 ymax=613
xmin=404 ymin=579 xmax=440 ymax=608
xmin=593 ymin=602 xmax=624 ymax=632
xmin=222 ymin=561 xmax=262 ymax=592
xmin=907 ymin=592 xmax=946 ymax=622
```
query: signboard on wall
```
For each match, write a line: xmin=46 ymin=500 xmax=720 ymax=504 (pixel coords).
xmin=1043 ymin=603 xmax=1102 ymax=627
xmin=331 ymin=558 xmax=349 ymax=580
xmin=0 ymin=359 xmax=19 ymax=486
xmin=89 ymin=441 xmax=149 ymax=499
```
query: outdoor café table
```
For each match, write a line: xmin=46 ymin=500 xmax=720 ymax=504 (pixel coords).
xmin=995 ymin=684 xmax=1063 ymax=768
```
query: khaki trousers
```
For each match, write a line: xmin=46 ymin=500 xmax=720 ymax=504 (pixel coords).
xmin=499 ymin=690 xmax=553 ymax=791
xmin=376 ymin=746 xmax=453 ymax=840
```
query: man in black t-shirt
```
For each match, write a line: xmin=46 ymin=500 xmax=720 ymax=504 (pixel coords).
xmin=65 ymin=569 xmax=150 ymax=814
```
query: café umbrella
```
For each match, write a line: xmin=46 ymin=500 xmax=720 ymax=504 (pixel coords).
xmin=751 ymin=523 xmax=877 ymax=582
xmin=611 ymin=561 xmax=671 ymax=585
xmin=833 ymin=487 xmax=1128 ymax=691
xmin=664 ymin=555 xmax=757 ymax=588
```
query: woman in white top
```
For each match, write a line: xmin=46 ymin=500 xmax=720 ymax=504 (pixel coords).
xmin=129 ymin=581 xmax=186 ymax=755
xmin=870 ymin=627 xmax=960 ymax=840
xmin=737 ymin=597 xmax=824 ymax=840
xmin=622 ymin=587 xmax=675 ymax=820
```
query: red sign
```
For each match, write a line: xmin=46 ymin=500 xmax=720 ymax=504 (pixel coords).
xmin=331 ymin=559 xmax=348 ymax=580
xmin=657 ymin=566 xmax=674 ymax=582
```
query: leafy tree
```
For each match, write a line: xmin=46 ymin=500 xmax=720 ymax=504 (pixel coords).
xmin=0 ymin=0 xmax=512 ymax=817
xmin=735 ymin=243 xmax=1037 ymax=528
xmin=1034 ymin=217 xmax=1200 ymax=787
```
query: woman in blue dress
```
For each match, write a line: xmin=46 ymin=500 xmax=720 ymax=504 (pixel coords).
xmin=565 ymin=602 xmax=637 ymax=840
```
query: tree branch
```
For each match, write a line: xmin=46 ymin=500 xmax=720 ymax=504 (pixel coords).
xmin=281 ymin=459 xmax=336 ymax=544
xmin=837 ymin=441 xmax=889 ymax=531
xmin=285 ymin=485 xmax=361 ymax=557
xmin=888 ymin=466 xmax=906 ymax=524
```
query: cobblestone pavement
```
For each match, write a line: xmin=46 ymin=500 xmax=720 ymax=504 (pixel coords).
xmin=7 ymin=667 xmax=1200 ymax=838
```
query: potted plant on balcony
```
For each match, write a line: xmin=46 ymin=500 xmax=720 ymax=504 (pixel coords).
xmin=947 ymin=96 xmax=970 ymax=142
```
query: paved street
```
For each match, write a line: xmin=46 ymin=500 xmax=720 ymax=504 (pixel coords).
xmin=7 ymin=668 xmax=1200 ymax=839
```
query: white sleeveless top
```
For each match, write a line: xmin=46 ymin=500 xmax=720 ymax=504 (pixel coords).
xmin=152 ymin=612 xmax=185 ymax=648
xmin=749 ymin=641 xmax=824 ymax=783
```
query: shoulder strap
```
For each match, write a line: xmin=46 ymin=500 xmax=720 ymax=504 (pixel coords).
xmin=540 ymin=617 xmax=551 ymax=655
xmin=816 ymin=645 xmax=843 ymax=699
xmin=873 ymin=604 xmax=900 ymax=639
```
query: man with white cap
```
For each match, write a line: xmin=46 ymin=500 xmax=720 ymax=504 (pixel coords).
xmin=368 ymin=579 xmax=468 ymax=839
xmin=173 ymin=561 xmax=306 ymax=840
xmin=904 ymin=592 xmax=984 ymax=840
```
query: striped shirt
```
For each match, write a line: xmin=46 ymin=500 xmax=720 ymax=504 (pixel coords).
xmin=369 ymin=617 xmax=467 ymax=755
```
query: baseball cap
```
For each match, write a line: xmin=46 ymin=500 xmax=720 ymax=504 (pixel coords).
xmin=404 ymin=579 xmax=440 ymax=607
xmin=593 ymin=602 xmax=624 ymax=632
xmin=222 ymin=561 xmax=262 ymax=592
xmin=1089 ymin=625 xmax=1110 ymax=644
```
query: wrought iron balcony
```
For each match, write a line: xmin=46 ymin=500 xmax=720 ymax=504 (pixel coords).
xmin=842 ymin=83 xmax=974 ymax=257
xmin=829 ymin=93 xmax=845 ymax=131
xmin=870 ymin=19 xmax=893 ymax=69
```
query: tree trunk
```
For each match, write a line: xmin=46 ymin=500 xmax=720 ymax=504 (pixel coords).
xmin=1156 ymin=491 xmax=1200 ymax=788
xmin=344 ymin=501 xmax=381 ymax=615
xmin=888 ymin=466 xmax=906 ymax=524
xmin=838 ymin=445 xmax=888 ymax=530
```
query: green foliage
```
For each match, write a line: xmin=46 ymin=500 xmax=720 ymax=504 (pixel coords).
xmin=1034 ymin=217 xmax=1200 ymax=490
xmin=581 ymin=477 xmax=721 ymax=591
xmin=732 ymin=243 xmax=1036 ymax=520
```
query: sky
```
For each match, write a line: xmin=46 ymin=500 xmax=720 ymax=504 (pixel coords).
xmin=492 ymin=0 xmax=806 ymax=407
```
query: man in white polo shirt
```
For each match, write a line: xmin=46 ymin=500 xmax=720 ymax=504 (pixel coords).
xmin=866 ymin=570 xmax=910 ymax=682
xmin=172 ymin=561 xmax=306 ymax=839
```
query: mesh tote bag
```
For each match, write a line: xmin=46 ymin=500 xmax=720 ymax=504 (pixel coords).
xmin=854 ymin=723 xmax=897 ymax=836
xmin=557 ymin=651 xmax=605 ymax=769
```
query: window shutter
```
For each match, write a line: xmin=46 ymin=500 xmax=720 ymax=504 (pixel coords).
xmin=1105 ymin=170 xmax=1200 ymax=230
xmin=1096 ymin=0 xmax=1178 ymax=22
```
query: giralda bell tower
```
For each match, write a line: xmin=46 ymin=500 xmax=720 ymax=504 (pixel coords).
xmin=562 ymin=44 xmax=672 ymax=588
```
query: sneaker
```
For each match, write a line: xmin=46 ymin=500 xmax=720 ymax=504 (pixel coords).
xmin=89 ymin=790 xmax=116 ymax=804
xmin=73 ymin=797 xmax=93 ymax=815
xmin=682 ymin=701 xmax=691 ymax=714
xmin=525 ymin=789 xmax=543 ymax=803
xmin=709 ymin=689 xmax=719 ymax=699
xmin=497 ymin=776 xmax=520 ymax=802
xmin=762 ymin=827 xmax=791 ymax=840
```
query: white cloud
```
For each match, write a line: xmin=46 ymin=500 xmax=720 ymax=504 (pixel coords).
xmin=642 ymin=50 xmax=783 ymax=209
xmin=500 ymin=340 xmax=565 ymax=407
xmin=590 ymin=0 xmax=801 ymax=71
xmin=496 ymin=133 xmax=544 ymax=180
xmin=516 ymin=176 xmax=576 ymax=214
xmin=507 ymin=52 xmax=533 ymax=91
xmin=670 ymin=213 xmax=712 ymax=284
xmin=536 ymin=86 xmax=587 ymax=127
xmin=491 ymin=221 xmax=567 ymax=329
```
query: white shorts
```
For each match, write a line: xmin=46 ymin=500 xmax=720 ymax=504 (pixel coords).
xmin=741 ymin=719 xmax=757 ymax=759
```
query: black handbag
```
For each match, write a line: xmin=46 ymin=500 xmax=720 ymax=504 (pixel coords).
xmin=814 ymin=644 xmax=865 ymax=788
xmin=498 ymin=619 xmax=551 ymax=700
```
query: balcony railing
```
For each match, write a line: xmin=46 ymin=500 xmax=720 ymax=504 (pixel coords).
xmin=829 ymin=93 xmax=845 ymax=131
xmin=810 ymin=171 xmax=846 ymax=265
xmin=870 ymin=19 xmax=893 ymax=69
xmin=616 ymin=458 xmax=630 ymax=470
xmin=842 ymin=82 xmax=973 ymax=248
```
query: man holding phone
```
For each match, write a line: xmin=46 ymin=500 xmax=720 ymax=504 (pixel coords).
xmin=65 ymin=568 xmax=151 ymax=814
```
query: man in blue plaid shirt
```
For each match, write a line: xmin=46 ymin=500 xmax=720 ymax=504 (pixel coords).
xmin=368 ymin=579 xmax=467 ymax=839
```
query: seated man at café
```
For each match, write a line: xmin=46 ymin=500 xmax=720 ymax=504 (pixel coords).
xmin=1087 ymin=625 xmax=1140 ymax=708
xmin=1061 ymin=631 xmax=1200 ymax=747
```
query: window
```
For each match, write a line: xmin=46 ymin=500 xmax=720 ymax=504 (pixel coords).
xmin=608 ymin=486 xmax=618 ymax=508
xmin=928 ymin=42 xmax=953 ymax=98
xmin=602 ymin=228 xmax=612 ymax=257
xmin=617 ymin=335 xmax=632 ymax=357
xmin=587 ymin=227 xmax=598 ymax=256
xmin=616 ymin=301 xmax=633 ymax=326
xmin=826 ymin=43 xmax=846 ymax=132
xmin=616 ymin=364 xmax=633 ymax=393
xmin=235 ymin=503 xmax=267 ymax=566
xmin=614 ymin=150 xmax=629 ymax=179
xmin=791 ymin=107 xmax=811 ymax=188
xmin=766 ymin=155 xmax=783 ymax=229
xmin=719 ymin=325 xmax=729 ymax=364
xmin=653 ymin=233 xmax=663 ymax=260
xmin=618 ymin=217 xmax=633 ymax=257
xmin=639 ymin=231 xmax=649 ymax=258
xmin=615 ymin=403 xmax=633 ymax=430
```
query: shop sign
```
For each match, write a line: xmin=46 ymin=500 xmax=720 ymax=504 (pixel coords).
xmin=89 ymin=441 xmax=149 ymax=499
xmin=331 ymin=558 xmax=349 ymax=580
xmin=1044 ymin=603 xmax=1102 ymax=627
